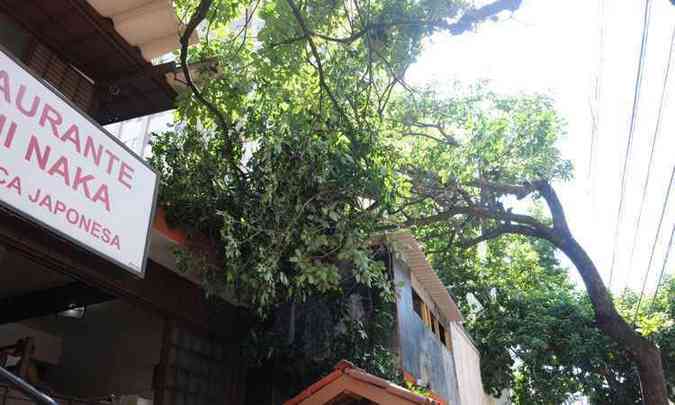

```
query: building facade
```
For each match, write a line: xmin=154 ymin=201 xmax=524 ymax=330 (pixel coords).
xmin=0 ymin=2 xmax=247 ymax=405
xmin=389 ymin=232 xmax=499 ymax=405
xmin=281 ymin=232 xmax=504 ymax=405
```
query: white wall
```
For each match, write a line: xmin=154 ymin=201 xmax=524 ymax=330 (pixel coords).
xmin=450 ymin=322 xmax=487 ymax=405
xmin=105 ymin=110 xmax=175 ymax=158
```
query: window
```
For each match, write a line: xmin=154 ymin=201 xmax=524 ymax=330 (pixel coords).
xmin=412 ymin=288 xmax=424 ymax=320
xmin=0 ymin=14 xmax=96 ymax=115
xmin=411 ymin=287 xmax=452 ymax=351
xmin=430 ymin=313 xmax=438 ymax=336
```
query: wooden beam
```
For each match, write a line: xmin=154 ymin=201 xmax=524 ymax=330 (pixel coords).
xmin=96 ymin=62 xmax=177 ymax=88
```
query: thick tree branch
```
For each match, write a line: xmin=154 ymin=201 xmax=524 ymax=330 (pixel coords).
xmin=274 ymin=0 xmax=523 ymax=47
xmin=403 ymin=205 xmax=551 ymax=236
xmin=460 ymin=224 xmax=549 ymax=247
xmin=448 ymin=0 xmax=523 ymax=35
xmin=466 ymin=179 xmax=533 ymax=199
xmin=531 ymin=180 xmax=571 ymax=235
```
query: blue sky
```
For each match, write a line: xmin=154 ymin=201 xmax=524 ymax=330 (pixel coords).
xmin=407 ymin=0 xmax=675 ymax=293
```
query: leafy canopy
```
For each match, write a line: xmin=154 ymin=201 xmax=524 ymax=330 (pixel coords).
xmin=153 ymin=0 xmax=507 ymax=311
xmin=148 ymin=1 xmax=675 ymax=402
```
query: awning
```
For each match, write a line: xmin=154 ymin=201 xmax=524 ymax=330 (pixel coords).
xmin=0 ymin=0 xmax=182 ymax=124
xmin=87 ymin=0 xmax=198 ymax=61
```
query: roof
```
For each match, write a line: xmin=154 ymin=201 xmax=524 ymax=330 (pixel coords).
xmin=87 ymin=0 xmax=198 ymax=61
xmin=284 ymin=361 xmax=441 ymax=405
xmin=0 ymin=0 xmax=178 ymax=124
xmin=387 ymin=231 xmax=463 ymax=322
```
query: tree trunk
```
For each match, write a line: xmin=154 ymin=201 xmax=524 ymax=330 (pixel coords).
xmin=552 ymin=233 xmax=668 ymax=404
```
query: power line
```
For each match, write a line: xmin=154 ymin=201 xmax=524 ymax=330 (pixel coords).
xmin=609 ymin=0 xmax=653 ymax=288
xmin=633 ymin=166 xmax=675 ymax=322
xmin=625 ymin=25 xmax=675 ymax=289
xmin=588 ymin=0 xmax=607 ymax=180
xmin=649 ymin=223 xmax=674 ymax=312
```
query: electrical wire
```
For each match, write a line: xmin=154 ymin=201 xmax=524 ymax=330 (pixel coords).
xmin=624 ymin=25 xmax=675 ymax=290
xmin=633 ymin=166 xmax=675 ymax=323
xmin=649 ymin=223 xmax=674 ymax=312
xmin=588 ymin=0 xmax=607 ymax=180
xmin=609 ymin=0 xmax=653 ymax=288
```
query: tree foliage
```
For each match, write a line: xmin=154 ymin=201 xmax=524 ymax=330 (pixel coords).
xmin=156 ymin=0 xmax=522 ymax=311
xmin=429 ymin=231 xmax=675 ymax=404
xmin=383 ymin=84 xmax=669 ymax=403
xmin=149 ymin=0 xmax=672 ymax=402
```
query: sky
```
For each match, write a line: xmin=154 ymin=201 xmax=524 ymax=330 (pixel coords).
xmin=407 ymin=0 xmax=675 ymax=294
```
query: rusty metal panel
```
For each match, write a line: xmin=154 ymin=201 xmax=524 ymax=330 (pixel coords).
xmin=393 ymin=258 xmax=461 ymax=405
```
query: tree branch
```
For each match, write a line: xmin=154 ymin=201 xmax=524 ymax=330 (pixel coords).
xmin=273 ymin=0 xmax=523 ymax=47
xmin=403 ymin=205 xmax=550 ymax=235
xmin=532 ymin=180 xmax=571 ymax=235
xmin=402 ymin=120 xmax=458 ymax=146
xmin=459 ymin=224 xmax=549 ymax=247
xmin=179 ymin=0 xmax=229 ymax=134
xmin=286 ymin=0 xmax=346 ymax=122
xmin=448 ymin=0 xmax=523 ymax=35
xmin=179 ymin=0 xmax=248 ymax=184
xmin=402 ymin=132 xmax=455 ymax=145
xmin=466 ymin=178 xmax=533 ymax=199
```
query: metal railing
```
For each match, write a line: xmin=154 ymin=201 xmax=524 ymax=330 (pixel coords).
xmin=0 ymin=366 xmax=59 ymax=405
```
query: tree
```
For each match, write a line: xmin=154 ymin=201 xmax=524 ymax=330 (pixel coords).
xmin=428 ymin=228 xmax=674 ymax=403
xmin=154 ymin=0 xmax=523 ymax=395
xmin=387 ymin=86 xmax=669 ymax=403
xmin=430 ymin=234 xmax=605 ymax=403
xmin=152 ymin=0 xmax=671 ymax=402
xmin=160 ymin=0 xmax=523 ymax=311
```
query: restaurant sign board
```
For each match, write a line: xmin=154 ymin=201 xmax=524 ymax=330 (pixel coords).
xmin=0 ymin=47 xmax=158 ymax=276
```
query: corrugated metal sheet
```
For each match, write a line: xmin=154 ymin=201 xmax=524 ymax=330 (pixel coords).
xmin=387 ymin=232 xmax=462 ymax=323
xmin=393 ymin=258 xmax=461 ymax=404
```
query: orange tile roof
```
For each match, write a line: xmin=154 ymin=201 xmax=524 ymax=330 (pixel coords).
xmin=284 ymin=360 xmax=441 ymax=405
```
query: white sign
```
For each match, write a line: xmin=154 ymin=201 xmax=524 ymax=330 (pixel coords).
xmin=0 ymin=48 xmax=158 ymax=276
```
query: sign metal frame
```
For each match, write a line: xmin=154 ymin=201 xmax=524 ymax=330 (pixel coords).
xmin=0 ymin=44 xmax=159 ymax=278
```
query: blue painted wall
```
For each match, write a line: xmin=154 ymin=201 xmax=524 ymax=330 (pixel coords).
xmin=394 ymin=258 xmax=461 ymax=404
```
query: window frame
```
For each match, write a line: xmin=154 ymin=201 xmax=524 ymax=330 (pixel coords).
xmin=410 ymin=286 xmax=452 ymax=352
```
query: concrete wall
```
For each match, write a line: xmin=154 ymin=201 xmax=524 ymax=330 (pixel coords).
xmin=393 ymin=258 xmax=461 ymax=405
